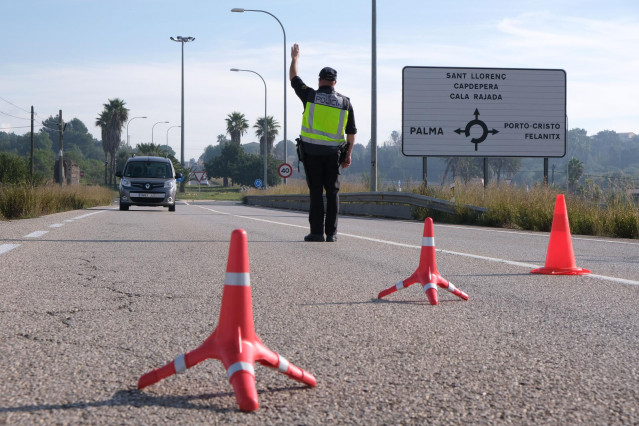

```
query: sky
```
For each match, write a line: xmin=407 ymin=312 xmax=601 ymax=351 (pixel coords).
xmin=1 ymin=0 xmax=638 ymax=162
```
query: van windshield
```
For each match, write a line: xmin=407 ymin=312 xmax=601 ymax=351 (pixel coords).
xmin=124 ymin=162 xmax=172 ymax=179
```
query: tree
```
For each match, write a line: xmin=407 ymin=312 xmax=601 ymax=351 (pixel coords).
xmin=441 ymin=157 xmax=482 ymax=184
xmin=253 ymin=116 xmax=280 ymax=156
xmin=225 ymin=112 xmax=249 ymax=145
xmin=217 ymin=134 xmax=230 ymax=145
xmin=95 ymin=98 xmax=129 ymax=185
xmin=386 ymin=130 xmax=401 ymax=147
xmin=136 ymin=143 xmax=167 ymax=156
xmin=488 ymin=158 xmax=522 ymax=182
xmin=0 ymin=152 xmax=28 ymax=184
xmin=199 ymin=144 xmax=223 ymax=166
xmin=273 ymin=139 xmax=296 ymax=163
xmin=567 ymin=157 xmax=584 ymax=191
xmin=205 ymin=142 xmax=245 ymax=187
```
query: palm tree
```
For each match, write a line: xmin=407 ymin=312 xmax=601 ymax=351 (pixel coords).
xmin=253 ymin=116 xmax=280 ymax=156
xmin=225 ymin=112 xmax=249 ymax=145
xmin=96 ymin=98 xmax=129 ymax=185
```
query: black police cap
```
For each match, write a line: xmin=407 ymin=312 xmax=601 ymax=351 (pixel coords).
xmin=319 ymin=67 xmax=337 ymax=81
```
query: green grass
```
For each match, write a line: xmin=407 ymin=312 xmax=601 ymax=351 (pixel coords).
xmin=0 ymin=184 xmax=114 ymax=220
xmin=178 ymin=185 xmax=244 ymax=201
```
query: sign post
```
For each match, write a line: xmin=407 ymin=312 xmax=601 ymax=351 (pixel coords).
xmin=193 ymin=171 xmax=206 ymax=199
xmin=402 ymin=66 xmax=566 ymax=158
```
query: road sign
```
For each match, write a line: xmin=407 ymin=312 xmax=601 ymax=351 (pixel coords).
xmin=193 ymin=171 xmax=206 ymax=183
xmin=254 ymin=179 xmax=263 ymax=188
xmin=402 ymin=66 xmax=566 ymax=157
xmin=278 ymin=163 xmax=293 ymax=178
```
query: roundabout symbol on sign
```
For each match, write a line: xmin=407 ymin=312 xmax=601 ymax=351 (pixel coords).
xmin=254 ymin=178 xmax=263 ymax=189
xmin=278 ymin=163 xmax=293 ymax=179
xmin=454 ymin=108 xmax=499 ymax=151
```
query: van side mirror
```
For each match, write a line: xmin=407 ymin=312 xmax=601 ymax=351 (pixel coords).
xmin=175 ymin=172 xmax=183 ymax=179
xmin=115 ymin=171 xmax=123 ymax=178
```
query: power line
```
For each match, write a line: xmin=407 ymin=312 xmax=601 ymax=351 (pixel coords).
xmin=0 ymin=126 xmax=32 ymax=130
xmin=0 ymin=96 xmax=31 ymax=114
xmin=0 ymin=110 xmax=32 ymax=121
xmin=0 ymin=95 xmax=58 ymax=126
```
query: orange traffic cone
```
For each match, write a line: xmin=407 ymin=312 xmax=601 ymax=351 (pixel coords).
xmin=531 ymin=194 xmax=591 ymax=275
xmin=138 ymin=229 xmax=316 ymax=412
xmin=377 ymin=217 xmax=468 ymax=305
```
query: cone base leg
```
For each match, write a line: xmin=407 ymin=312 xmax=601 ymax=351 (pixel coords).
xmin=425 ymin=288 xmax=439 ymax=305
xmin=531 ymin=266 xmax=591 ymax=275
xmin=230 ymin=370 xmax=259 ymax=412
xmin=377 ymin=287 xmax=396 ymax=299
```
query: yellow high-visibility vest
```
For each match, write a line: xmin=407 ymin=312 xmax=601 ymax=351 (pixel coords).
xmin=300 ymin=92 xmax=349 ymax=146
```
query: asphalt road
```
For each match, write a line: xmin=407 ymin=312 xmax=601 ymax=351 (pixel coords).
xmin=1 ymin=200 xmax=638 ymax=424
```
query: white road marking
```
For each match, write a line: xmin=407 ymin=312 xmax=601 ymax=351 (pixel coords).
xmin=0 ymin=244 xmax=20 ymax=255
xmin=70 ymin=210 xmax=108 ymax=220
xmin=49 ymin=223 xmax=64 ymax=228
xmin=193 ymin=204 xmax=639 ymax=286
xmin=24 ymin=230 xmax=48 ymax=238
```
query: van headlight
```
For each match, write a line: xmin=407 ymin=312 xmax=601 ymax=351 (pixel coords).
xmin=164 ymin=179 xmax=176 ymax=189
xmin=121 ymin=177 xmax=131 ymax=187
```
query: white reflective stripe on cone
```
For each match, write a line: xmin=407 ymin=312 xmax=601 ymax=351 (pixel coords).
xmin=395 ymin=281 xmax=404 ymax=290
xmin=174 ymin=353 xmax=187 ymax=374
xmin=422 ymin=237 xmax=435 ymax=247
xmin=278 ymin=356 xmax=289 ymax=373
xmin=423 ymin=283 xmax=437 ymax=291
xmin=446 ymin=282 xmax=457 ymax=293
xmin=226 ymin=361 xmax=255 ymax=380
xmin=225 ymin=272 xmax=250 ymax=286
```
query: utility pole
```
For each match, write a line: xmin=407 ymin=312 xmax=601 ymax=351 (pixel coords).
xmin=29 ymin=106 xmax=34 ymax=180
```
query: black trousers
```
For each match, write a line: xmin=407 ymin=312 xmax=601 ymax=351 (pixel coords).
xmin=303 ymin=152 xmax=341 ymax=236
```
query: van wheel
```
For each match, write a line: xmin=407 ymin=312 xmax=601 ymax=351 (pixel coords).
xmin=169 ymin=204 xmax=176 ymax=212
xmin=119 ymin=203 xmax=129 ymax=211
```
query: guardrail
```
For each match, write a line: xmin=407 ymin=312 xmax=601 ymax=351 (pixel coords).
xmin=243 ymin=192 xmax=487 ymax=220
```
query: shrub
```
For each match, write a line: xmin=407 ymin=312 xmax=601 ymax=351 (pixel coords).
xmin=0 ymin=152 xmax=29 ymax=184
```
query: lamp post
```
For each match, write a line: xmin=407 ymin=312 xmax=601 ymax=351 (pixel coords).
xmin=170 ymin=35 xmax=195 ymax=167
xmin=370 ymin=0 xmax=378 ymax=192
xmin=126 ymin=116 xmax=147 ymax=147
xmin=231 ymin=68 xmax=268 ymax=189
xmin=152 ymin=121 xmax=169 ymax=144
xmin=231 ymin=8 xmax=288 ymax=184
xmin=166 ymin=125 xmax=181 ymax=152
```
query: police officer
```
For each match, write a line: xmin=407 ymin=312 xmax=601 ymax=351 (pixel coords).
xmin=289 ymin=43 xmax=357 ymax=242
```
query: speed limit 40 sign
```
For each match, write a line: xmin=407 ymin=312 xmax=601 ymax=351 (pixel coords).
xmin=278 ymin=163 xmax=293 ymax=178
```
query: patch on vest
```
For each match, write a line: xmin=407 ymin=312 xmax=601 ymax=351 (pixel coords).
xmin=314 ymin=92 xmax=344 ymax=109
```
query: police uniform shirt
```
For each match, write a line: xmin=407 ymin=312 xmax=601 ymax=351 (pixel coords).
xmin=291 ymin=75 xmax=357 ymax=156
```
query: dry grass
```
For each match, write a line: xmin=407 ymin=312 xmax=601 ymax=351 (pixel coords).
xmin=0 ymin=184 xmax=114 ymax=220
xmin=245 ymin=179 xmax=638 ymax=238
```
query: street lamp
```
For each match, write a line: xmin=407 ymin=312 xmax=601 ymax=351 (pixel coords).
xmin=231 ymin=8 xmax=288 ymax=183
xmin=371 ymin=0 xmax=378 ymax=192
xmin=170 ymin=35 xmax=195 ymax=167
xmin=166 ymin=125 xmax=181 ymax=151
xmin=152 ymin=121 xmax=169 ymax=144
xmin=126 ymin=116 xmax=147 ymax=147
xmin=231 ymin=68 xmax=268 ymax=189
